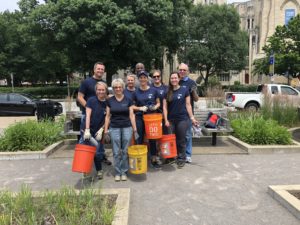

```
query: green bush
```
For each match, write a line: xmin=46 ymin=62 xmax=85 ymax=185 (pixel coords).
xmin=231 ymin=113 xmax=292 ymax=145
xmin=0 ymin=119 xmax=64 ymax=151
xmin=260 ymin=94 xmax=299 ymax=127
xmin=223 ymin=84 xmax=257 ymax=92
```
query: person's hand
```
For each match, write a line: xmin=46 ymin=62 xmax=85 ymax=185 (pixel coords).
xmin=191 ymin=117 xmax=199 ymax=126
xmin=84 ymin=129 xmax=91 ymax=140
xmin=165 ymin=120 xmax=170 ymax=127
xmin=148 ymin=105 xmax=157 ymax=111
xmin=139 ymin=106 xmax=148 ymax=112
xmin=134 ymin=130 xmax=139 ymax=141
xmin=103 ymin=132 xmax=111 ymax=144
xmin=95 ymin=127 xmax=104 ymax=141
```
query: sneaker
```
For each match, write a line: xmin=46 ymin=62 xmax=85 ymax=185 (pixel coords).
xmin=151 ymin=161 xmax=162 ymax=169
xmin=186 ymin=157 xmax=192 ymax=163
xmin=121 ymin=175 xmax=127 ymax=181
xmin=177 ymin=161 xmax=185 ymax=169
xmin=103 ymin=155 xmax=112 ymax=166
xmin=115 ymin=175 xmax=121 ymax=182
xmin=164 ymin=158 xmax=176 ymax=165
xmin=96 ymin=170 xmax=103 ymax=180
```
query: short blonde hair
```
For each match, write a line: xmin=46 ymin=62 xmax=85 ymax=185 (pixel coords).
xmin=95 ymin=81 xmax=108 ymax=94
xmin=111 ymin=78 xmax=125 ymax=89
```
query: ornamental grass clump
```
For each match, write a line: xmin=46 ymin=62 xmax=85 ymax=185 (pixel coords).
xmin=0 ymin=185 xmax=116 ymax=225
xmin=0 ymin=119 xmax=64 ymax=152
xmin=230 ymin=113 xmax=292 ymax=145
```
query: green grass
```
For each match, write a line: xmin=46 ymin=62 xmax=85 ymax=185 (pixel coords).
xmin=230 ymin=112 xmax=292 ymax=145
xmin=0 ymin=186 xmax=116 ymax=225
xmin=0 ymin=118 xmax=64 ymax=152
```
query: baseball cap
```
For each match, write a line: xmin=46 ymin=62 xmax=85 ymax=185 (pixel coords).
xmin=137 ymin=70 xmax=149 ymax=78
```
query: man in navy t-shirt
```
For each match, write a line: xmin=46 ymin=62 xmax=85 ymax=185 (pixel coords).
xmin=77 ymin=62 xmax=106 ymax=115
xmin=178 ymin=63 xmax=199 ymax=163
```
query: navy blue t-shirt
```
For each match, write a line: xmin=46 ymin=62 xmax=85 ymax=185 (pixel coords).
xmin=151 ymin=84 xmax=167 ymax=111
xmin=81 ymin=96 xmax=106 ymax=135
xmin=107 ymin=96 xmax=133 ymax=128
xmin=179 ymin=77 xmax=197 ymax=112
xmin=132 ymin=87 xmax=159 ymax=116
xmin=165 ymin=86 xmax=189 ymax=121
xmin=124 ymin=88 xmax=135 ymax=101
xmin=78 ymin=77 xmax=105 ymax=114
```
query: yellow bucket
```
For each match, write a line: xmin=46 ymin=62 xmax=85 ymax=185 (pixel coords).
xmin=128 ymin=145 xmax=148 ymax=174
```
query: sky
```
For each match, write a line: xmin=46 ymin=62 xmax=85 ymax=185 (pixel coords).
xmin=0 ymin=0 xmax=249 ymax=12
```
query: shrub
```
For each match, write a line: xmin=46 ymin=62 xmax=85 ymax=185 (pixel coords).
xmin=0 ymin=119 xmax=64 ymax=151
xmin=230 ymin=113 xmax=292 ymax=145
xmin=260 ymin=93 xmax=299 ymax=127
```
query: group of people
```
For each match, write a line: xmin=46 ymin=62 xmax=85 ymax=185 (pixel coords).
xmin=77 ymin=62 xmax=199 ymax=182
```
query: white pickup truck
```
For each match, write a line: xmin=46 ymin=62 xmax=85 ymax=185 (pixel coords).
xmin=225 ymin=84 xmax=300 ymax=110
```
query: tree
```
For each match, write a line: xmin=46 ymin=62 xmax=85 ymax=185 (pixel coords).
xmin=178 ymin=4 xmax=248 ymax=86
xmin=262 ymin=14 xmax=300 ymax=77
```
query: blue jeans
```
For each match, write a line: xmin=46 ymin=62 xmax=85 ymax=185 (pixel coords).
xmin=171 ymin=120 xmax=188 ymax=162
xmin=136 ymin=115 xmax=157 ymax=158
xmin=82 ymin=136 xmax=104 ymax=171
xmin=185 ymin=119 xmax=192 ymax=157
xmin=109 ymin=127 xmax=133 ymax=176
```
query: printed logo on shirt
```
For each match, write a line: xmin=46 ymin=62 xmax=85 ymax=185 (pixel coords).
xmin=159 ymin=90 xmax=164 ymax=95
xmin=177 ymin=93 xmax=182 ymax=99
xmin=148 ymin=94 xmax=153 ymax=99
xmin=121 ymin=103 xmax=127 ymax=107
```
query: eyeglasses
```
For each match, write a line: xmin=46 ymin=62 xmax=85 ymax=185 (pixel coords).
xmin=113 ymin=86 xmax=122 ymax=89
xmin=152 ymin=76 xmax=160 ymax=79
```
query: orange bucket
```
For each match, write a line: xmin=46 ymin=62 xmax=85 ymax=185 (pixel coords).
xmin=159 ymin=134 xmax=177 ymax=158
xmin=143 ymin=113 xmax=162 ymax=139
xmin=72 ymin=144 xmax=96 ymax=173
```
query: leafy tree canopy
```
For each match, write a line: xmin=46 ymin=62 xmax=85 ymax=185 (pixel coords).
xmin=261 ymin=14 xmax=300 ymax=77
xmin=178 ymin=4 xmax=248 ymax=86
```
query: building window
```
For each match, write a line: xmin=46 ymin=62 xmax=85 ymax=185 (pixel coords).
xmin=218 ymin=73 xmax=230 ymax=82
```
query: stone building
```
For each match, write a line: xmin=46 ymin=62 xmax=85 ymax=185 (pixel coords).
xmin=232 ymin=0 xmax=300 ymax=84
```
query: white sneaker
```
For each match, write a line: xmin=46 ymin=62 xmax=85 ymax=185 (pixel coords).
xmin=186 ymin=157 xmax=192 ymax=163
xmin=97 ymin=170 xmax=103 ymax=180
xmin=115 ymin=175 xmax=121 ymax=182
xmin=121 ymin=175 xmax=127 ymax=181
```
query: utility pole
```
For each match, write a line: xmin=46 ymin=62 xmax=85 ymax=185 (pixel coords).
xmin=10 ymin=73 xmax=14 ymax=92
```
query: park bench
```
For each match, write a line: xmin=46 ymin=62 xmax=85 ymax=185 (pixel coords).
xmin=194 ymin=108 xmax=233 ymax=146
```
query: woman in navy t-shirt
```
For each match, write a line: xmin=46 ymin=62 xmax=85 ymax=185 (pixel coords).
xmin=163 ymin=72 xmax=198 ymax=168
xmin=132 ymin=70 xmax=161 ymax=169
xmin=104 ymin=78 xmax=137 ymax=182
xmin=82 ymin=81 xmax=108 ymax=180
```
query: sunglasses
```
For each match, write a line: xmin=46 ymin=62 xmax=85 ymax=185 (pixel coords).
xmin=152 ymin=76 xmax=160 ymax=79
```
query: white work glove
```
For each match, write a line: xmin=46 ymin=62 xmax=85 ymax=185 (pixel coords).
xmin=139 ymin=106 xmax=148 ymax=112
xmin=148 ymin=105 xmax=157 ymax=111
xmin=134 ymin=131 xmax=139 ymax=141
xmin=95 ymin=127 xmax=104 ymax=141
xmin=84 ymin=128 xmax=91 ymax=140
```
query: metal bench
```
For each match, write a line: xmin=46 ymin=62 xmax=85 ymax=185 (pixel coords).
xmin=194 ymin=108 xmax=233 ymax=146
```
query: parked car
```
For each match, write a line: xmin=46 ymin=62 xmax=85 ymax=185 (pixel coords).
xmin=225 ymin=84 xmax=300 ymax=111
xmin=0 ymin=93 xmax=63 ymax=116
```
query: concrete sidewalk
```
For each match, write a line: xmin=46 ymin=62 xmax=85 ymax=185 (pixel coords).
xmin=0 ymin=149 xmax=300 ymax=225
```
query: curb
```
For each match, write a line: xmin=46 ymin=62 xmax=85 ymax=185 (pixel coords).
xmin=228 ymin=136 xmax=300 ymax=154
xmin=0 ymin=139 xmax=72 ymax=160
xmin=268 ymin=185 xmax=300 ymax=220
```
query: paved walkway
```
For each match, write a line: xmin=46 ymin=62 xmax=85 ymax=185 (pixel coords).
xmin=0 ymin=145 xmax=300 ymax=225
